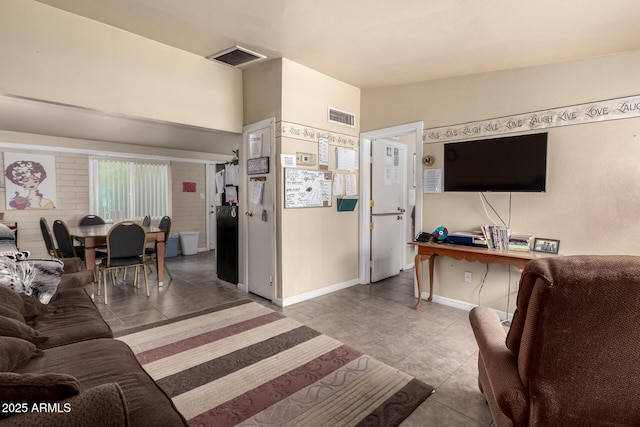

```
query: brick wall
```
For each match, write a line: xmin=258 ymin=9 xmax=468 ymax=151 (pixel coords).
xmin=170 ymin=161 xmax=207 ymax=251
xmin=0 ymin=150 xmax=207 ymax=258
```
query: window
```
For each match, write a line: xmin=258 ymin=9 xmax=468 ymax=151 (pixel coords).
xmin=90 ymin=157 xmax=170 ymax=222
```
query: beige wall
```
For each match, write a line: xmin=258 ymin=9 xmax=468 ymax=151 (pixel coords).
xmin=243 ymin=59 xmax=361 ymax=301
xmin=0 ymin=130 xmax=222 ymax=258
xmin=361 ymin=51 xmax=640 ymax=314
xmin=0 ymin=1 xmax=242 ymax=133
xmin=279 ymin=60 xmax=361 ymax=299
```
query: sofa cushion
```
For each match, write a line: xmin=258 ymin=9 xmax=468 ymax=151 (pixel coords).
xmin=0 ymin=372 xmax=80 ymax=419
xmin=0 ymin=315 xmax=48 ymax=347
xmin=27 ymin=287 xmax=113 ymax=349
xmin=0 ymin=337 xmax=41 ymax=372
xmin=15 ymin=338 xmax=188 ymax=426
xmin=19 ymin=294 xmax=49 ymax=321
xmin=0 ymin=304 xmax=24 ymax=323
xmin=0 ymin=283 xmax=25 ymax=319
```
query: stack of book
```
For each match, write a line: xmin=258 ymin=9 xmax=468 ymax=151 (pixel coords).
xmin=480 ymin=226 xmax=532 ymax=251
xmin=508 ymin=234 xmax=532 ymax=252
xmin=480 ymin=225 xmax=509 ymax=250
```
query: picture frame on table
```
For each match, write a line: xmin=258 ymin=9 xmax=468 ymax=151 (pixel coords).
xmin=533 ymin=237 xmax=560 ymax=254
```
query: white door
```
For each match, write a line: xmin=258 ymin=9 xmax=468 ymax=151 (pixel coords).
xmin=371 ymin=139 xmax=407 ymax=282
xmin=243 ymin=118 xmax=276 ymax=301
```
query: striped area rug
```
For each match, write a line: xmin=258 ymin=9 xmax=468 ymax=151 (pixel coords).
xmin=116 ymin=300 xmax=434 ymax=426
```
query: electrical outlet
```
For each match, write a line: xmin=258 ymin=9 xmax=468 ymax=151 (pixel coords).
xmin=464 ymin=271 xmax=473 ymax=283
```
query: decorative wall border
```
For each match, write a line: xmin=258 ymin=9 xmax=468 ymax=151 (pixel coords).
xmin=277 ymin=121 xmax=359 ymax=147
xmin=423 ymin=94 xmax=640 ymax=143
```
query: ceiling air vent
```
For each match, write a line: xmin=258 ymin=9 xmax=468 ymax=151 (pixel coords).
xmin=328 ymin=107 xmax=356 ymax=128
xmin=206 ymin=46 xmax=265 ymax=67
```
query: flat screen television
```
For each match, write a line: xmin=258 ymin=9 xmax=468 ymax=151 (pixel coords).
xmin=443 ymin=132 xmax=547 ymax=192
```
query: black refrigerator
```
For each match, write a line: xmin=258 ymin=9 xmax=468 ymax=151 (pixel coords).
xmin=215 ymin=163 xmax=239 ymax=284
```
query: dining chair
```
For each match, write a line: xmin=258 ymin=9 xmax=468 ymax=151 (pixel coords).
xmin=53 ymin=219 xmax=85 ymax=260
xmin=145 ymin=215 xmax=173 ymax=280
xmin=99 ymin=221 xmax=149 ymax=304
xmin=142 ymin=215 xmax=151 ymax=227
xmin=40 ymin=217 xmax=62 ymax=259
xmin=78 ymin=214 xmax=106 ymax=226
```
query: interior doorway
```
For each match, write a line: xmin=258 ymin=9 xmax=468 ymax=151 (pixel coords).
xmin=359 ymin=122 xmax=424 ymax=285
xmin=242 ymin=118 xmax=276 ymax=301
xmin=370 ymin=139 xmax=407 ymax=282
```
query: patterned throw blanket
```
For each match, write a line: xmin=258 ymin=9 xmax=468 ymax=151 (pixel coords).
xmin=0 ymin=223 xmax=63 ymax=304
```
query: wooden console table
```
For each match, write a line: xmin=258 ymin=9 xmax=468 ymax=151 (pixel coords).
xmin=409 ymin=241 xmax=556 ymax=309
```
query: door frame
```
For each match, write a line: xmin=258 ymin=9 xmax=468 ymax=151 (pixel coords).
xmin=205 ymin=162 xmax=222 ymax=254
xmin=359 ymin=121 xmax=423 ymax=284
xmin=242 ymin=117 xmax=277 ymax=301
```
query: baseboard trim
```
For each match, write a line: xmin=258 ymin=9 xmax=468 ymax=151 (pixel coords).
xmin=279 ymin=278 xmax=361 ymax=307
xmin=424 ymin=292 xmax=514 ymax=322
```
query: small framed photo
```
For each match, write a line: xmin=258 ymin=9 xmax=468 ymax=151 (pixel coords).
xmin=247 ymin=156 xmax=269 ymax=175
xmin=533 ymin=238 xmax=560 ymax=254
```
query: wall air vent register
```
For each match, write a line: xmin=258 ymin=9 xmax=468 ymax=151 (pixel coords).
xmin=328 ymin=107 xmax=356 ymax=127
xmin=206 ymin=46 xmax=265 ymax=67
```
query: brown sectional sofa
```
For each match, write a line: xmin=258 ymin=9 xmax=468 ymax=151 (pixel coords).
xmin=0 ymin=258 xmax=187 ymax=427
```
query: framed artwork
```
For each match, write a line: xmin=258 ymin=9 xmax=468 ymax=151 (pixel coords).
xmin=4 ymin=153 xmax=57 ymax=210
xmin=533 ymin=237 xmax=560 ymax=254
xmin=247 ymin=156 xmax=269 ymax=175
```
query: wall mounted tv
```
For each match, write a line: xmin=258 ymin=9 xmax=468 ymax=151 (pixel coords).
xmin=443 ymin=132 xmax=548 ymax=192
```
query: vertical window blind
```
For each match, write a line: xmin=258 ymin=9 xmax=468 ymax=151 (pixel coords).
xmin=90 ymin=157 xmax=170 ymax=222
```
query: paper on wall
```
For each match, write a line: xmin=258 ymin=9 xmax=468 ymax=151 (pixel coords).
xmin=333 ymin=173 xmax=344 ymax=196
xmin=336 ymin=147 xmax=358 ymax=170
xmin=345 ymin=174 xmax=358 ymax=196
xmin=281 ymin=154 xmax=296 ymax=167
xmin=225 ymin=164 xmax=239 ymax=186
xmin=249 ymin=133 xmax=263 ymax=159
xmin=215 ymin=170 xmax=225 ymax=194
xmin=424 ymin=168 xmax=442 ymax=193
xmin=225 ymin=186 xmax=238 ymax=203
xmin=250 ymin=180 xmax=264 ymax=206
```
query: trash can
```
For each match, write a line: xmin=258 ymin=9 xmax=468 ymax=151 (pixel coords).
xmin=165 ymin=232 xmax=179 ymax=258
xmin=179 ymin=231 xmax=199 ymax=256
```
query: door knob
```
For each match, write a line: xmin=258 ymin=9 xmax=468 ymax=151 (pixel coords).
xmin=397 ymin=207 xmax=406 ymax=213
xmin=245 ymin=211 xmax=253 ymax=217
xmin=397 ymin=215 xmax=403 ymax=220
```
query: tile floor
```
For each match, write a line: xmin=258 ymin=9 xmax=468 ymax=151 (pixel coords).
xmin=95 ymin=251 xmax=493 ymax=426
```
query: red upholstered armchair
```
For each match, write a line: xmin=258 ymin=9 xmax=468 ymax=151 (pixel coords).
xmin=470 ymin=255 xmax=640 ymax=426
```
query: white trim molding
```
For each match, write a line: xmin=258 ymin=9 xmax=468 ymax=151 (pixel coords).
xmin=425 ymin=94 xmax=640 ymax=143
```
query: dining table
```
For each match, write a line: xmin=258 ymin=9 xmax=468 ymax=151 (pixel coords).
xmin=70 ymin=223 xmax=167 ymax=286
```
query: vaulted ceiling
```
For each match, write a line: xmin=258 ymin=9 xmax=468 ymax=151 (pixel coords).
xmin=6 ymin=1 xmax=640 ymax=153
xmin=35 ymin=0 xmax=640 ymax=88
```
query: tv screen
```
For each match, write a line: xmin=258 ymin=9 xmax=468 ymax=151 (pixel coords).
xmin=443 ymin=133 xmax=547 ymax=192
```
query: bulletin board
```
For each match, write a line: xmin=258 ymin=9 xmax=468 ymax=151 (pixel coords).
xmin=284 ymin=168 xmax=332 ymax=208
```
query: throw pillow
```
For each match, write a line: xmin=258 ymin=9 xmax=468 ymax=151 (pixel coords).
xmin=0 ymin=257 xmax=63 ymax=304
xmin=0 ymin=315 xmax=48 ymax=346
xmin=0 ymin=336 xmax=42 ymax=372
xmin=0 ymin=372 xmax=80 ymax=419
